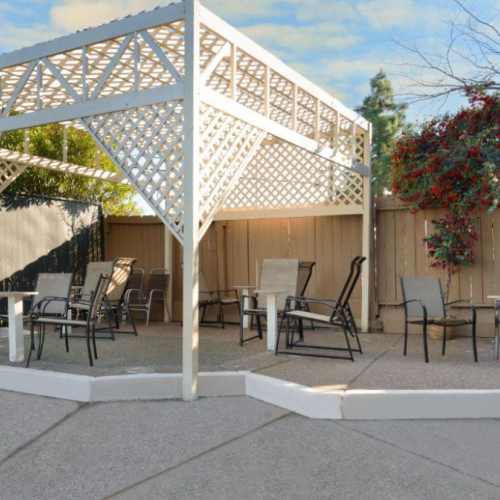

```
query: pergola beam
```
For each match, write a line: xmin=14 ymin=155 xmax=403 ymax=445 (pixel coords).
xmin=200 ymin=5 xmax=369 ymax=133
xmin=201 ymin=86 xmax=369 ymax=176
xmin=0 ymin=85 xmax=184 ymax=133
xmin=0 ymin=148 xmax=128 ymax=184
xmin=0 ymin=3 xmax=184 ymax=70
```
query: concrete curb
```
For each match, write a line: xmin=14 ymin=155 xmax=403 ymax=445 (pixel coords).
xmin=0 ymin=366 xmax=248 ymax=402
xmin=2 ymin=365 xmax=500 ymax=419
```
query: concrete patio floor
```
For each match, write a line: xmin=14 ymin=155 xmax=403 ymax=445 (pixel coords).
xmin=2 ymin=389 xmax=500 ymax=500
xmin=1 ymin=322 xmax=500 ymax=390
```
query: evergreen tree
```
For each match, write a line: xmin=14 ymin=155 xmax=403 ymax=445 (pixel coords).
xmin=1 ymin=124 xmax=140 ymax=215
xmin=356 ymin=70 xmax=407 ymax=195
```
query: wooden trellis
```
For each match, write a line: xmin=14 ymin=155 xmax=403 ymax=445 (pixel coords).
xmin=0 ymin=0 xmax=372 ymax=401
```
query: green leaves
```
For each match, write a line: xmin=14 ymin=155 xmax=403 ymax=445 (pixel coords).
xmin=0 ymin=124 xmax=140 ymax=216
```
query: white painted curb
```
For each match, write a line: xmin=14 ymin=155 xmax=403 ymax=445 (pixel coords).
xmin=246 ymin=373 xmax=343 ymax=419
xmin=343 ymin=389 xmax=500 ymax=420
xmin=0 ymin=366 xmax=248 ymax=402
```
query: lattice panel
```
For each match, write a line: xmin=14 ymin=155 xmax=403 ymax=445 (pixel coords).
xmin=0 ymin=20 xmax=185 ymax=116
xmin=0 ymin=158 xmax=28 ymax=194
xmin=199 ymin=104 xmax=265 ymax=230
xmin=221 ymin=140 xmax=364 ymax=213
xmin=82 ymin=101 xmax=185 ymax=242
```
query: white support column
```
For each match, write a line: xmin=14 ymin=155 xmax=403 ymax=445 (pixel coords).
xmin=361 ymin=123 xmax=372 ymax=333
xmin=182 ymin=0 xmax=200 ymax=402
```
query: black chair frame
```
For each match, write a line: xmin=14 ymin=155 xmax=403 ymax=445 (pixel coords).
xmin=401 ymin=278 xmax=478 ymax=363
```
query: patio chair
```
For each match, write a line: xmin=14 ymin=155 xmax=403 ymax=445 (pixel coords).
xmin=275 ymin=256 xmax=365 ymax=360
xmin=400 ymin=277 xmax=478 ymax=363
xmin=0 ymin=272 xmax=73 ymax=324
xmin=70 ymin=258 xmax=137 ymax=338
xmin=128 ymin=268 xmax=171 ymax=326
xmin=101 ymin=257 xmax=138 ymax=335
xmin=239 ymin=259 xmax=300 ymax=346
xmin=199 ymin=271 xmax=239 ymax=329
xmin=121 ymin=268 xmax=145 ymax=324
xmin=27 ymin=273 xmax=110 ymax=368
xmin=295 ymin=261 xmax=316 ymax=337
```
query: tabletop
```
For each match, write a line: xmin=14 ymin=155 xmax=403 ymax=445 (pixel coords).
xmin=487 ymin=295 xmax=500 ymax=300
xmin=0 ymin=291 xmax=38 ymax=298
xmin=255 ymin=288 xmax=288 ymax=294
xmin=233 ymin=285 xmax=256 ymax=289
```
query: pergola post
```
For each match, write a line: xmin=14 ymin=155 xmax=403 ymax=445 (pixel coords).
xmin=182 ymin=0 xmax=201 ymax=401
xmin=361 ymin=123 xmax=373 ymax=333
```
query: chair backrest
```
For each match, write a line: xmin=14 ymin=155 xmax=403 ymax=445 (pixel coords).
xmin=297 ymin=261 xmax=315 ymax=297
xmin=258 ymin=258 xmax=300 ymax=310
xmin=145 ymin=271 xmax=170 ymax=302
xmin=400 ymin=277 xmax=446 ymax=318
xmin=125 ymin=270 xmax=144 ymax=295
xmin=106 ymin=257 xmax=137 ymax=303
xmin=338 ymin=256 xmax=366 ymax=307
xmin=81 ymin=261 xmax=114 ymax=297
xmin=33 ymin=273 xmax=73 ymax=316
xmin=88 ymin=274 xmax=111 ymax=321
xmin=199 ymin=270 xmax=212 ymax=301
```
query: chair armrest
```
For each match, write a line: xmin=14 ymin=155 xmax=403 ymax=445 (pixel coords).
xmin=445 ymin=300 xmax=476 ymax=318
xmin=125 ymin=288 xmax=143 ymax=302
xmin=148 ymin=289 xmax=165 ymax=302
xmin=401 ymin=299 xmax=428 ymax=320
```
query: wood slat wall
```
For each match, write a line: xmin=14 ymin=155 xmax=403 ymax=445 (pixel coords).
xmin=376 ymin=197 xmax=500 ymax=335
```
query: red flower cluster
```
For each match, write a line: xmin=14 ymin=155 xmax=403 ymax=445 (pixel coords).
xmin=391 ymin=91 xmax=500 ymax=296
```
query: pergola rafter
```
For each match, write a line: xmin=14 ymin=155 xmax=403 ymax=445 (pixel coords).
xmin=0 ymin=0 xmax=372 ymax=401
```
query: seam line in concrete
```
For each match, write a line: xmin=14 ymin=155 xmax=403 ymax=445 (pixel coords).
xmin=0 ymin=402 xmax=87 ymax=468
xmin=346 ymin=334 xmax=403 ymax=390
xmin=103 ymin=412 xmax=292 ymax=499
xmin=333 ymin=420 xmax=500 ymax=491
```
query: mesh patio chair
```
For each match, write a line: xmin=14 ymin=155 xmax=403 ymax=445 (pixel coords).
xmin=27 ymin=273 xmax=110 ymax=368
xmin=0 ymin=273 xmax=73 ymax=324
xmin=121 ymin=268 xmax=144 ymax=324
xmin=128 ymin=269 xmax=171 ymax=326
xmin=70 ymin=258 xmax=137 ymax=338
xmin=199 ymin=271 xmax=239 ymax=329
xmin=239 ymin=259 xmax=300 ymax=346
xmin=101 ymin=257 xmax=138 ymax=335
xmin=275 ymin=256 xmax=365 ymax=360
xmin=400 ymin=277 xmax=478 ymax=363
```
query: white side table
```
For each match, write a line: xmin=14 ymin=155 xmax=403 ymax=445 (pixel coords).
xmin=0 ymin=291 xmax=38 ymax=362
xmin=255 ymin=288 xmax=287 ymax=351
xmin=233 ymin=285 xmax=256 ymax=329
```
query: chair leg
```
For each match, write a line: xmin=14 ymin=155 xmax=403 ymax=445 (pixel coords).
xmin=65 ymin=325 xmax=70 ymax=353
xmin=256 ymin=315 xmax=263 ymax=339
xmin=239 ymin=300 xmax=245 ymax=347
xmin=472 ymin=320 xmax=478 ymax=362
xmin=403 ymin=321 xmax=408 ymax=356
xmin=86 ymin=325 xmax=94 ymax=367
xmin=342 ymin=323 xmax=354 ymax=362
xmin=146 ymin=306 xmax=151 ymax=327
xmin=26 ymin=322 xmax=35 ymax=368
xmin=125 ymin=302 xmax=138 ymax=336
xmin=423 ymin=321 xmax=429 ymax=363
xmin=220 ymin=303 xmax=225 ymax=330
xmin=495 ymin=310 xmax=500 ymax=360
xmin=37 ymin=324 xmax=46 ymax=360
xmin=442 ymin=325 xmax=447 ymax=356
xmin=275 ymin=313 xmax=286 ymax=354
xmin=92 ymin=324 xmax=98 ymax=360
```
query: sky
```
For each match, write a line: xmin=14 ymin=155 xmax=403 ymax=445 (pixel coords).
xmin=0 ymin=0 xmax=497 ymax=212
xmin=1 ymin=0 xmax=497 ymax=120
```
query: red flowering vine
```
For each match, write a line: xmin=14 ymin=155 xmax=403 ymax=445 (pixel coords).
xmin=392 ymin=91 xmax=500 ymax=301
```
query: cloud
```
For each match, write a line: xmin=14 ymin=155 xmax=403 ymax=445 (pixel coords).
xmin=356 ymin=0 xmax=441 ymax=30
xmin=50 ymin=0 xmax=174 ymax=31
xmin=0 ymin=23 xmax=65 ymax=51
xmin=241 ymin=23 xmax=362 ymax=55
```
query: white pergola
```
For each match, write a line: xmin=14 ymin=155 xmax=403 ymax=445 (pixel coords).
xmin=0 ymin=0 xmax=371 ymax=401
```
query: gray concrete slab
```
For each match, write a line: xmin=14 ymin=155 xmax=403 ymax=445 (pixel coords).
xmin=0 ymin=390 xmax=80 ymax=463
xmin=349 ymin=336 xmax=500 ymax=390
xmin=0 ymin=396 xmax=288 ymax=500
xmin=111 ymin=414 xmax=500 ymax=500
xmin=257 ymin=333 xmax=401 ymax=389
xmin=339 ymin=419 xmax=500 ymax=487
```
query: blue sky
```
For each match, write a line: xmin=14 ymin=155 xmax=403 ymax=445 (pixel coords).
xmin=1 ymin=0 xmax=495 ymax=121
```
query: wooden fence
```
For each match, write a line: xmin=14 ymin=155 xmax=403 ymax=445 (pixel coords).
xmin=104 ymin=197 xmax=500 ymax=335
xmin=376 ymin=197 xmax=499 ymax=334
